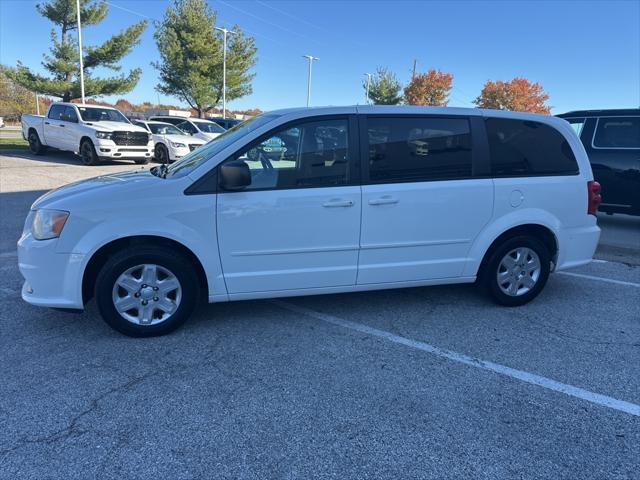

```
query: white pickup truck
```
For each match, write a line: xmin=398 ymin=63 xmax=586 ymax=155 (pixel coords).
xmin=22 ymin=102 xmax=154 ymax=165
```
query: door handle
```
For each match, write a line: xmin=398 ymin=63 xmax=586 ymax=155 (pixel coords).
xmin=44 ymin=122 xmax=50 ymax=125
xmin=322 ymin=199 xmax=354 ymax=208
xmin=368 ymin=196 xmax=399 ymax=206
xmin=59 ymin=124 xmax=65 ymax=128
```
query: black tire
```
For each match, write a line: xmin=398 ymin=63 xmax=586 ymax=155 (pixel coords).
xmin=28 ymin=130 xmax=46 ymax=155
xmin=134 ymin=157 xmax=151 ymax=165
xmin=480 ymin=235 xmax=550 ymax=307
xmin=95 ymin=246 xmax=200 ymax=337
xmin=80 ymin=139 xmax=100 ymax=166
xmin=154 ymin=144 xmax=169 ymax=164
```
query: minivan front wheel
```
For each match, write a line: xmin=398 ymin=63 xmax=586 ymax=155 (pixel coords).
xmin=482 ymin=236 xmax=550 ymax=306
xmin=95 ymin=246 xmax=200 ymax=337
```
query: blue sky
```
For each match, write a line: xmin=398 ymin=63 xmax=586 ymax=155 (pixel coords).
xmin=1 ymin=0 xmax=638 ymax=113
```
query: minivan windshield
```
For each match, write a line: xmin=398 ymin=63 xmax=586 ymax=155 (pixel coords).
xmin=166 ymin=114 xmax=281 ymax=178
xmin=78 ymin=107 xmax=130 ymax=123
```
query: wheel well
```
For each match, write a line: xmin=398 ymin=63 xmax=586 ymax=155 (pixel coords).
xmin=79 ymin=136 xmax=93 ymax=148
xmin=28 ymin=127 xmax=38 ymax=137
xmin=82 ymin=235 xmax=209 ymax=304
xmin=478 ymin=224 xmax=558 ymax=276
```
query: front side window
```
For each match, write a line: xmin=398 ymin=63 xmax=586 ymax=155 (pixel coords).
xmin=367 ymin=117 xmax=472 ymax=183
xmin=47 ymin=104 xmax=64 ymax=120
xmin=167 ymin=114 xmax=281 ymax=178
xmin=222 ymin=118 xmax=351 ymax=190
xmin=486 ymin=118 xmax=579 ymax=176
xmin=177 ymin=121 xmax=197 ymax=134
xmin=593 ymin=117 xmax=640 ymax=148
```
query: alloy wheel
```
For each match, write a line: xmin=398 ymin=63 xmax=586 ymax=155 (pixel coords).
xmin=111 ymin=264 xmax=182 ymax=325
xmin=496 ymin=247 xmax=541 ymax=297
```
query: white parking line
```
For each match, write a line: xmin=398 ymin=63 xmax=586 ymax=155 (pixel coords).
xmin=557 ymin=271 xmax=640 ymax=288
xmin=272 ymin=300 xmax=640 ymax=417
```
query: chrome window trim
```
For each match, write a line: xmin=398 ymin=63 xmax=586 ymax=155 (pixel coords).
xmin=591 ymin=116 xmax=640 ymax=150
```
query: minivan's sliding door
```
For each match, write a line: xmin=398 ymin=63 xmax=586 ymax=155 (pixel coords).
xmin=217 ymin=116 xmax=362 ymax=294
xmin=358 ymin=115 xmax=493 ymax=284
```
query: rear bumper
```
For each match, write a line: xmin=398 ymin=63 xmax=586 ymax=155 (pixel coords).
xmin=18 ymin=234 xmax=85 ymax=309
xmin=555 ymin=223 xmax=601 ymax=271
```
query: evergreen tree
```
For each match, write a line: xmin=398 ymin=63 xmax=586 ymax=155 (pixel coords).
xmin=154 ymin=0 xmax=257 ymax=118
xmin=365 ymin=67 xmax=403 ymax=105
xmin=4 ymin=0 xmax=146 ymax=102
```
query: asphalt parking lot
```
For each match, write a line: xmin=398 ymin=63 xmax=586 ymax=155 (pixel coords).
xmin=1 ymin=149 xmax=639 ymax=479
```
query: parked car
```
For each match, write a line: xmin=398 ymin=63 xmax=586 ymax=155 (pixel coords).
xmin=18 ymin=106 xmax=601 ymax=337
xmin=21 ymin=103 xmax=153 ymax=165
xmin=148 ymin=116 xmax=225 ymax=142
xmin=208 ymin=116 xmax=242 ymax=130
xmin=0 ymin=116 xmax=5 ymax=128
xmin=132 ymin=120 xmax=206 ymax=163
xmin=557 ymin=109 xmax=639 ymax=216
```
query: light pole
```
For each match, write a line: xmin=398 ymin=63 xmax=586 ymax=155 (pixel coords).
xmin=302 ymin=54 xmax=319 ymax=107
xmin=215 ymin=26 xmax=237 ymax=119
xmin=76 ymin=0 xmax=85 ymax=104
xmin=35 ymin=92 xmax=40 ymax=115
xmin=364 ymin=73 xmax=372 ymax=104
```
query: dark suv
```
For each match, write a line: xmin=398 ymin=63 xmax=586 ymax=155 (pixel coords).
xmin=557 ymin=109 xmax=639 ymax=216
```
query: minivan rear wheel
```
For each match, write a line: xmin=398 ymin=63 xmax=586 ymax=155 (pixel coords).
xmin=95 ymin=246 xmax=200 ymax=337
xmin=481 ymin=235 xmax=550 ymax=306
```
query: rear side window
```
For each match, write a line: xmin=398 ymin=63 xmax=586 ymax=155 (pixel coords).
xmin=593 ymin=117 xmax=640 ymax=148
xmin=486 ymin=118 xmax=579 ymax=177
xmin=367 ymin=117 xmax=472 ymax=183
xmin=47 ymin=104 xmax=64 ymax=120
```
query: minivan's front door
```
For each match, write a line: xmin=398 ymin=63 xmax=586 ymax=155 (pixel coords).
xmin=358 ymin=115 xmax=493 ymax=284
xmin=217 ymin=116 xmax=361 ymax=294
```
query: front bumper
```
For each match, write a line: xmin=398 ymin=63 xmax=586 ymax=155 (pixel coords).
xmin=94 ymin=139 xmax=154 ymax=160
xmin=18 ymin=233 xmax=85 ymax=309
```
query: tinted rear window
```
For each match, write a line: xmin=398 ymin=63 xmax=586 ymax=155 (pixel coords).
xmin=367 ymin=117 xmax=472 ymax=183
xmin=486 ymin=118 xmax=579 ymax=176
xmin=593 ymin=117 xmax=640 ymax=148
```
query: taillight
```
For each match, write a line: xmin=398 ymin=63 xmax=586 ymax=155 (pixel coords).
xmin=587 ymin=181 xmax=601 ymax=216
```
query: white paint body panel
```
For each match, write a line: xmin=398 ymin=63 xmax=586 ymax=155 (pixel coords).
xmin=217 ymin=186 xmax=361 ymax=293
xmin=17 ymin=106 xmax=600 ymax=310
xmin=359 ymin=179 xmax=493 ymax=283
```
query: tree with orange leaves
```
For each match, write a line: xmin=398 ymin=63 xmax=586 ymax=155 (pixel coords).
xmin=474 ymin=77 xmax=551 ymax=114
xmin=403 ymin=69 xmax=454 ymax=106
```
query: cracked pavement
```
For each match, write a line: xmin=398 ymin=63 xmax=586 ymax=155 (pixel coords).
xmin=1 ymin=151 xmax=639 ymax=479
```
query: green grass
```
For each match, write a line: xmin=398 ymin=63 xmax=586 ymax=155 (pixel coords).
xmin=0 ymin=137 xmax=28 ymax=150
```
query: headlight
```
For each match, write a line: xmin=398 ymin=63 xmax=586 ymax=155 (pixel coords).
xmin=95 ymin=131 xmax=112 ymax=139
xmin=170 ymin=141 xmax=186 ymax=148
xmin=31 ymin=209 xmax=69 ymax=240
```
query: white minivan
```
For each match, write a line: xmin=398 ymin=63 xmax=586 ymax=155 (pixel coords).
xmin=18 ymin=106 xmax=602 ymax=337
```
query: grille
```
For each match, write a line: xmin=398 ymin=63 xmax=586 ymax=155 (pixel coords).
xmin=188 ymin=144 xmax=200 ymax=151
xmin=112 ymin=131 xmax=149 ymax=146
xmin=117 ymin=148 xmax=147 ymax=152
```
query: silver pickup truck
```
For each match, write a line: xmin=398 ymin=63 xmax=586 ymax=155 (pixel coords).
xmin=22 ymin=102 xmax=154 ymax=165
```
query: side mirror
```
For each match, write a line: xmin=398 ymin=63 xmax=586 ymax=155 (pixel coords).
xmin=220 ymin=160 xmax=251 ymax=191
